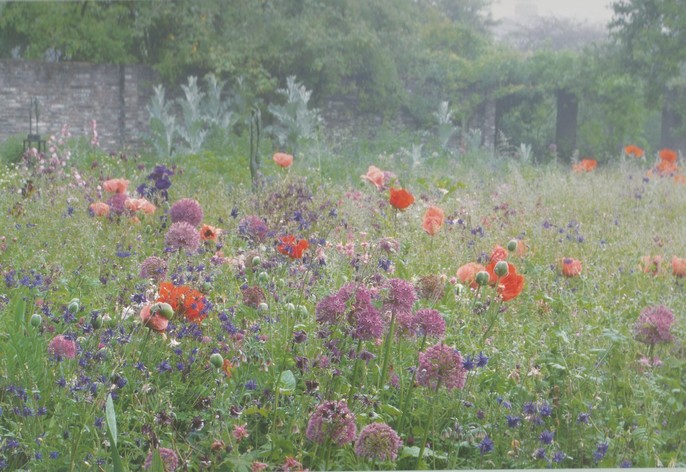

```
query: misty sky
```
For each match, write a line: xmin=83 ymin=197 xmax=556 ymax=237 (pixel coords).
xmin=490 ymin=0 xmax=614 ymax=23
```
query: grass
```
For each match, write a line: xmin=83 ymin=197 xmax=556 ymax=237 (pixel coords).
xmin=0 ymin=137 xmax=684 ymax=471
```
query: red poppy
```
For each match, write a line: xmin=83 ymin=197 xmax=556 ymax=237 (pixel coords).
xmin=624 ymin=145 xmax=644 ymax=158
xmin=273 ymin=152 xmax=294 ymax=168
xmin=361 ymin=165 xmax=385 ymax=190
xmin=560 ymin=258 xmax=582 ymax=277
xmin=572 ymin=159 xmax=597 ymax=173
xmin=672 ymin=256 xmax=686 ymax=278
xmin=389 ymin=187 xmax=415 ymax=210
xmin=200 ymin=224 xmax=221 ymax=241
xmin=277 ymin=235 xmax=309 ymax=259
xmin=157 ymin=281 xmax=207 ymax=323
xmin=456 ymin=262 xmax=485 ymax=290
xmin=490 ymin=245 xmax=508 ymax=263
xmin=655 ymin=160 xmax=678 ymax=176
xmin=486 ymin=261 xmax=525 ymax=301
xmin=658 ymin=148 xmax=677 ymax=163
xmin=422 ymin=206 xmax=445 ymax=236
xmin=140 ymin=303 xmax=169 ymax=332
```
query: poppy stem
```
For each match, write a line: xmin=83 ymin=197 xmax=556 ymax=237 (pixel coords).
xmin=378 ymin=311 xmax=396 ymax=391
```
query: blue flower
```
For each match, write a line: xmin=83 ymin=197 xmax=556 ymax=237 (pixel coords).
xmin=539 ymin=430 xmax=554 ymax=445
xmin=479 ymin=436 xmax=494 ymax=455
xmin=50 ymin=452 xmax=59 ymax=459
xmin=476 ymin=351 xmax=489 ymax=368
xmin=506 ymin=415 xmax=521 ymax=428
xmin=553 ymin=450 xmax=566 ymax=463
xmin=594 ymin=442 xmax=609 ymax=462
xmin=462 ymin=355 xmax=475 ymax=370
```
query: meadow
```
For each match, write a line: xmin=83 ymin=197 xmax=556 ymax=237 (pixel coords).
xmin=0 ymin=132 xmax=684 ymax=471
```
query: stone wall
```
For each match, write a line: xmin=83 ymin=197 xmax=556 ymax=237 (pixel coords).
xmin=0 ymin=59 xmax=157 ymax=152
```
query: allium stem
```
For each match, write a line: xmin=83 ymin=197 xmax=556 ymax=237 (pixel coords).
xmin=398 ymin=334 xmax=427 ymax=433
xmin=378 ymin=311 xmax=397 ymax=390
xmin=417 ymin=383 xmax=439 ymax=468
xmin=347 ymin=338 xmax=364 ymax=404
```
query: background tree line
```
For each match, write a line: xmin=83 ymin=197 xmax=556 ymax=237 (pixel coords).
xmin=1 ymin=0 xmax=684 ymax=160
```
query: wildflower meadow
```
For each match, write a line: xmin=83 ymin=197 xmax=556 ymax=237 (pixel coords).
xmin=0 ymin=135 xmax=685 ymax=471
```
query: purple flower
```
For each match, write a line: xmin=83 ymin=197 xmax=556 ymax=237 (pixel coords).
xmin=633 ymin=305 xmax=675 ymax=346
xmin=165 ymin=222 xmax=200 ymax=251
xmin=412 ymin=309 xmax=445 ymax=338
xmin=238 ymin=215 xmax=269 ymax=243
xmin=170 ymin=198 xmax=203 ymax=226
xmin=553 ymin=450 xmax=566 ymax=463
xmin=48 ymin=335 xmax=77 ymax=359
xmin=354 ymin=423 xmax=403 ymax=462
xmin=539 ymin=430 xmax=554 ymax=445
xmin=479 ymin=436 xmax=494 ymax=455
xmin=352 ymin=306 xmax=383 ymax=340
xmin=476 ymin=351 xmax=489 ymax=368
xmin=506 ymin=415 xmax=521 ymax=428
xmin=144 ymin=447 xmax=179 ymax=471
xmin=594 ymin=442 xmax=609 ymax=462
xmin=416 ymin=343 xmax=467 ymax=391
xmin=382 ymin=278 xmax=417 ymax=321
xmin=139 ymin=256 xmax=168 ymax=282
xmin=106 ymin=193 xmax=128 ymax=215
xmin=305 ymin=400 xmax=356 ymax=446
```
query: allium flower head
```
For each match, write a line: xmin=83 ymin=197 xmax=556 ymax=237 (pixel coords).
xmin=170 ymin=198 xmax=204 ymax=226
xmin=416 ymin=274 xmax=445 ymax=303
xmin=144 ymin=447 xmax=179 ymax=471
xmin=306 ymin=400 xmax=357 ymax=446
xmin=238 ymin=215 xmax=269 ymax=243
xmin=382 ymin=278 xmax=417 ymax=319
xmin=140 ymin=256 xmax=168 ymax=282
xmin=315 ymin=283 xmax=358 ymax=324
xmin=352 ymin=305 xmax=383 ymax=340
xmin=106 ymin=193 xmax=129 ymax=215
xmin=417 ymin=343 xmax=467 ymax=391
xmin=355 ymin=423 xmax=402 ymax=462
xmin=412 ymin=308 xmax=446 ymax=338
xmin=48 ymin=334 xmax=77 ymax=359
xmin=633 ymin=305 xmax=675 ymax=346
xmin=165 ymin=221 xmax=201 ymax=251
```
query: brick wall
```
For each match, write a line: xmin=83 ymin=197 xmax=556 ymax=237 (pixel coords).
xmin=0 ymin=59 xmax=157 ymax=152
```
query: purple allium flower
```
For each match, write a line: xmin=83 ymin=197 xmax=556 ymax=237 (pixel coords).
xmin=412 ymin=309 xmax=446 ymax=338
xmin=144 ymin=447 xmax=179 ymax=471
xmin=354 ymin=423 xmax=403 ymax=462
xmin=416 ymin=343 xmax=467 ymax=391
xmin=169 ymin=198 xmax=203 ymax=226
xmin=479 ymin=436 xmax=494 ymax=455
xmin=238 ymin=215 xmax=269 ymax=243
xmin=540 ymin=430 xmax=554 ymax=445
xmin=106 ymin=193 xmax=128 ymax=215
xmin=352 ymin=306 xmax=383 ymax=340
xmin=633 ymin=305 xmax=675 ymax=346
xmin=48 ymin=335 xmax=77 ymax=359
xmin=382 ymin=278 xmax=417 ymax=320
xmin=305 ymin=400 xmax=356 ymax=446
xmin=241 ymin=286 xmax=266 ymax=308
xmin=139 ymin=256 xmax=168 ymax=282
xmin=165 ymin=221 xmax=200 ymax=251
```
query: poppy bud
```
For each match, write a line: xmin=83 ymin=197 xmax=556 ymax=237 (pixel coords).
xmin=285 ymin=303 xmax=296 ymax=313
xmin=67 ymin=298 xmax=80 ymax=314
xmin=258 ymin=272 xmax=269 ymax=283
xmin=210 ymin=353 xmax=224 ymax=369
xmin=475 ymin=271 xmax=490 ymax=286
xmin=507 ymin=239 xmax=518 ymax=252
xmin=454 ymin=284 xmax=466 ymax=296
xmin=252 ymin=256 xmax=261 ymax=266
xmin=297 ymin=305 xmax=309 ymax=317
xmin=92 ymin=315 xmax=103 ymax=329
xmin=30 ymin=313 xmax=42 ymax=327
xmin=258 ymin=302 xmax=269 ymax=313
xmin=152 ymin=302 xmax=174 ymax=319
xmin=494 ymin=261 xmax=509 ymax=277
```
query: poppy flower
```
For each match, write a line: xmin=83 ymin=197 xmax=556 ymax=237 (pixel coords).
xmin=658 ymin=148 xmax=677 ymax=163
xmin=655 ymin=160 xmax=678 ymax=176
xmin=456 ymin=262 xmax=485 ymax=290
xmin=490 ymin=245 xmax=508 ymax=263
xmin=422 ymin=206 xmax=445 ymax=236
xmin=277 ymin=235 xmax=309 ymax=259
xmin=624 ymin=145 xmax=644 ymax=158
xmin=125 ymin=198 xmax=156 ymax=215
xmin=200 ymin=224 xmax=221 ymax=241
xmin=89 ymin=202 xmax=110 ymax=217
xmin=361 ymin=165 xmax=385 ymax=190
xmin=157 ymin=281 xmax=207 ymax=323
xmin=486 ymin=261 xmax=525 ymax=301
xmin=671 ymin=256 xmax=686 ymax=277
xmin=102 ymin=178 xmax=130 ymax=194
xmin=639 ymin=255 xmax=662 ymax=276
xmin=560 ymin=258 xmax=582 ymax=277
xmin=389 ymin=187 xmax=415 ymax=211
xmin=572 ymin=159 xmax=597 ymax=173
xmin=140 ymin=303 xmax=169 ymax=333
xmin=273 ymin=152 xmax=294 ymax=168
xmin=222 ymin=359 xmax=234 ymax=378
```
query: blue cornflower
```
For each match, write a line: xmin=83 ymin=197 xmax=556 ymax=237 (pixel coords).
xmin=539 ymin=430 xmax=554 ymax=445
xmin=534 ymin=448 xmax=547 ymax=460
xmin=95 ymin=417 xmax=104 ymax=429
xmin=620 ymin=459 xmax=632 ymax=468
xmin=594 ymin=442 xmax=609 ymax=462
xmin=479 ymin=436 xmax=494 ymax=455
xmin=462 ymin=355 xmax=475 ymax=370
xmin=50 ymin=452 xmax=59 ymax=459
xmin=523 ymin=401 xmax=537 ymax=415
xmin=539 ymin=402 xmax=553 ymax=417
xmin=245 ymin=379 xmax=258 ymax=390
xmin=35 ymin=452 xmax=43 ymax=460
xmin=577 ymin=412 xmax=591 ymax=424
xmin=476 ymin=351 xmax=489 ymax=368
xmin=506 ymin=415 xmax=521 ymax=428
xmin=553 ymin=450 xmax=566 ymax=463
xmin=157 ymin=360 xmax=172 ymax=373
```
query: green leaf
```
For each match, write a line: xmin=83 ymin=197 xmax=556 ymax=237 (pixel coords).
xmin=105 ymin=394 xmax=118 ymax=446
xmin=380 ymin=403 xmax=402 ymax=417
xmin=278 ymin=370 xmax=296 ymax=394
xmin=149 ymin=450 xmax=165 ymax=472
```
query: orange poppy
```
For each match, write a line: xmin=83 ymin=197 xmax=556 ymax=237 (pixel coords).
xmin=157 ymin=281 xmax=207 ymax=323
xmin=125 ymin=198 xmax=156 ymax=215
xmin=102 ymin=178 xmax=130 ymax=194
xmin=624 ymin=145 xmax=644 ymax=158
xmin=89 ymin=202 xmax=110 ymax=217
xmin=273 ymin=152 xmax=294 ymax=168
xmin=422 ymin=206 xmax=445 ymax=236
xmin=361 ymin=165 xmax=385 ymax=190
xmin=490 ymin=245 xmax=508 ymax=263
xmin=222 ymin=359 xmax=234 ymax=378
xmin=277 ymin=235 xmax=309 ymax=259
xmin=200 ymin=224 xmax=221 ymax=241
xmin=655 ymin=160 xmax=678 ymax=176
xmin=572 ymin=159 xmax=597 ymax=173
xmin=456 ymin=262 xmax=485 ymax=290
xmin=560 ymin=258 xmax=582 ymax=277
xmin=673 ymin=174 xmax=686 ymax=185
xmin=389 ymin=187 xmax=415 ymax=211
xmin=486 ymin=261 xmax=524 ymax=301
xmin=672 ymin=256 xmax=686 ymax=277
xmin=658 ymin=148 xmax=677 ymax=163
xmin=140 ymin=303 xmax=169 ymax=333
xmin=639 ymin=255 xmax=662 ymax=276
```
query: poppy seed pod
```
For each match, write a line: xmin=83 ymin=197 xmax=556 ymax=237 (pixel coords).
xmin=67 ymin=298 xmax=80 ymax=314
xmin=30 ymin=313 xmax=43 ymax=327
xmin=494 ymin=261 xmax=509 ymax=277
xmin=152 ymin=302 xmax=174 ymax=319
xmin=210 ymin=353 xmax=224 ymax=369
xmin=91 ymin=315 xmax=103 ymax=329
xmin=475 ymin=271 xmax=490 ymax=286
xmin=507 ymin=239 xmax=518 ymax=252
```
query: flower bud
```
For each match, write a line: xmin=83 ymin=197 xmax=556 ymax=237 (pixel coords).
xmin=285 ymin=302 xmax=296 ymax=313
xmin=30 ymin=313 xmax=43 ymax=327
xmin=91 ymin=315 xmax=103 ymax=329
xmin=507 ymin=239 xmax=518 ymax=252
xmin=494 ymin=261 xmax=509 ymax=277
xmin=210 ymin=353 xmax=224 ymax=369
xmin=152 ymin=302 xmax=174 ymax=319
xmin=251 ymin=256 xmax=261 ymax=267
xmin=258 ymin=272 xmax=269 ymax=283
xmin=296 ymin=305 xmax=308 ymax=317
xmin=258 ymin=302 xmax=269 ymax=313
xmin=475 ymin=271 xmax=490 ymax=286
xmin=67 ymin=298 xmax=80 ymax=314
